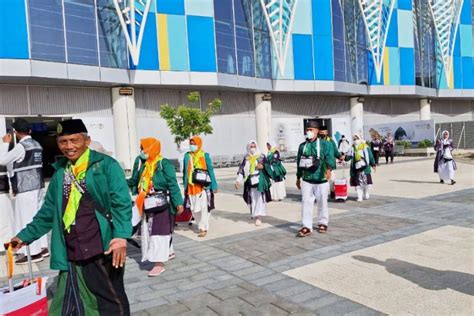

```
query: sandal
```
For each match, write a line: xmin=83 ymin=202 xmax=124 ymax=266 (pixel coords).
xmin=297 ymin=227 xmax=312 ymax=237
xmin=198 ymin=230 xmax=207 ymax=238
xmin=318 ymin=225 xmax=328 ymax=233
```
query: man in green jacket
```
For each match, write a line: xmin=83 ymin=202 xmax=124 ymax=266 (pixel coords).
xmin=296 ymin=120 xmax=335 ymax=237
xmin=11 ymin=119 xmax=132 ymax=316
xmin=318 ymin=126 xmax=345 ymax=199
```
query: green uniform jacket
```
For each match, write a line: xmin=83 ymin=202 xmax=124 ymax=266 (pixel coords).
xmin=266 ymin=150 xmax=286 ymax=181
xmin=182 ymin=152 xmax=218 ymax=191
xmin=296 ymin=139 xmax=336 ymax=183
xmin=128 ymin=157 xmax=183 ymax=214
xmin=344 ymin=146 xmax=376 ymax=177
xmin=326 ymin=137 xmax=342 ymax=160
xmin=128 ymin=156 xmax=144 ymax=195
xmin=17 ymin=150 xmax=132 ymax=271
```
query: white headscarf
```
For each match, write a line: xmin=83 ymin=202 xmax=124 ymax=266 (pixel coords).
xmin=441 ymin=130 xmax=450 ymax=144
xmin=246 ymin=140 xmax=261 ymax=156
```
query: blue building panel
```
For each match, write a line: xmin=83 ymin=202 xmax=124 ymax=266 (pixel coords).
xmin=386 ymin=10 xmax=398 ymax=47
xmin=399 ymin=47 xmax=415 ymax=85
xmin=157 ymin=0 xmax=185 ymax=15
xmin=398 ymin=0 xmax=412 ymax=10
xmin=312 ymin=0 xmax=333 ymax=80
xmin=293 ymin=34 xmax=314 ymax=80
xmin=454 ymin=56 xmax=463 ymax=88
xmin=133 ymin=13 xmax=159 ymax=70
xmin=0 ymin=0 xmax=29 ymax=58
xmin=187 ymin=16 xmax=216 ymax=72
xmin=460 ymin=0 xmax=472 ymax=24
xmin=461 ymin=57 xmax=474 ymax=88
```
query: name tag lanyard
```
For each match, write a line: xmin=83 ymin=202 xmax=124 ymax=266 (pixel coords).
xmin=302 ymin=138 xmax=321 ymax=159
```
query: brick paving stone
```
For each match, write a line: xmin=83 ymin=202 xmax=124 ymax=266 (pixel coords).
xmin=315 ymin=299 xmax=366 ymax=315
xmin=239 ymin=289 xmax=278 ymax=307
xmin=288 ymin=288 xmax=329 ymax=304
xmin=143 ymin=302 xmax=190 ymax=315
xmin=303 ymin=294 xmax=346 ymax=311
xmin=210 ymin=284 xmax=250 ymax=300
xmin=179 ymin=293 xmax=221 ymax=310
xmin=130 ymin=298 xmax=169 ymax=313
xmin=208 ymin=297 xmax=255 ymax=315
xmin=181 ymin=306 xmax=219 ymax=316
xmin=252 ymin=273 xmax=287 ymax=286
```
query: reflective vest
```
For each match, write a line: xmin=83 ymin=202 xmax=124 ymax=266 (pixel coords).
xmin=11 ymin=138 xmax=44 ymax=194
xmin=0 ymin=165 xmax=9 ymax=194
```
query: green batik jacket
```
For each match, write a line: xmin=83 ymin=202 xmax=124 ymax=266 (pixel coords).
xmin=17 ymin=150 xmax=132 ymax=271
xmin=296 ymin=139 xmax=336 ymax=184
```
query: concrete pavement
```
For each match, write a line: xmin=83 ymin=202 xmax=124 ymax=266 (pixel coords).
xmin=1 ymin=157 xmax=473 ymax=315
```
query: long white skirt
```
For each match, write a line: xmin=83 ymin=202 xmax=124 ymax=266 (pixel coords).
xmin=141 ymin=215 xmax=171 ymax=263
xmin=270 ymin=180 xmax=286 ymax=201
xmin=438 ymin=160 xmax=455 ymax=181
xmin=0 ymin=193 xmax=14 ymax=244
xmin=250 ymin=188 xmax=266 ymax=217
xmin=14 ymin=189 xmax=48 ymax=256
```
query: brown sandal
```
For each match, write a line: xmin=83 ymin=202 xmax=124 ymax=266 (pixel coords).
xmin=297 ymin=227 xmax=312 ymax=237
xmin=318 ymin=225 xmax=328 ymax=233
xmin=198 ymin=230 xmax=207 ymax=238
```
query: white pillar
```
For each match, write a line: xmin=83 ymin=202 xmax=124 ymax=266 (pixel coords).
xmin=350 ymin=97 xmax=364 ymax=137
xmin=255 ymin=93 xmax=272 ymax=153
xmin=419 ymin=98 xmax=431 ymax=120
xmin=112 ymin=87 xmax=138 ymax=172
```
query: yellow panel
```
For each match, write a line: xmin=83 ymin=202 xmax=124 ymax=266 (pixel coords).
xmin=383 ymin=49 xmax=390 ymax=85
xmin=157 ymin=14 xmax=170 ymax=71
xmin=448 ymin=58 xmax=454 ymax=89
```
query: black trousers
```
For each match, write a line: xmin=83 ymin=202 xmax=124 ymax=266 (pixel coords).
xmin=372 ymin=150 xmax=380 ymax=165
xmin=385 ymin=151 xmax=394 ymax=163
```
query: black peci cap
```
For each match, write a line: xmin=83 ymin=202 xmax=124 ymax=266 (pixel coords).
xmin=306 ymin=120 xmax=320 ymax=129
xmin=319 ymin=125 xmax=328 ymax=131
xmin=57 ymin=119 xmax=88 ymax=136
xmin=12 ymin=119 xmax=31 ymax=133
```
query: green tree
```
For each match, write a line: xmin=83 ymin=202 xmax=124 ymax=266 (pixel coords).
xmin=160 ymin=92 xmax=222 ymax=145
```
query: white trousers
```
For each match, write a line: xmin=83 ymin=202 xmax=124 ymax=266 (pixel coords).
xmin=270 ymin=180 xmax=286 ymax=201
xmin=250 ymin=188 xmax=266 ymax=217
xmin=356 ymin=185 xmax=371 ymax=200
xmin=438 ymin=161 xmax=455 ymax=181
xmin=15 ymin=189 xmax=48 ymax=256
xmin=301 ymin=181 xmax=330 ymax=230
xmin=0 ymin=193 xmax=14 ymax=244
xmin=190 ymin=192 xmax=209 ymax=231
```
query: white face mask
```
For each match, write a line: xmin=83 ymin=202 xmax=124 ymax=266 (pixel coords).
xmin=306 ymin=131 xmax=315 ymax=140
xmin=249 ymin=147 xmax=257 ymax=155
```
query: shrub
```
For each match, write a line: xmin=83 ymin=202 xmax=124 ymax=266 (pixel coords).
xmin=396 ymin=140 xmax=412 ymax=148
xmin=418 ymin=139 xmax=434 ymax=148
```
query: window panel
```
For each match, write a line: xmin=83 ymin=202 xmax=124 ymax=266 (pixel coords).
xmin=28 ymin=0 xmax=66 ymax=62
xmin=234 ymin=0 xmax=255 ymax=77
xmin=96 ymin=0 xmax=128 ymax=68
xmin=214 ymin=0 xmax=237 ymax=74
xmin=64 ymin=0 xmax=98 ymax=65
xmin=251 ymin=1 xmax=271 ymax=78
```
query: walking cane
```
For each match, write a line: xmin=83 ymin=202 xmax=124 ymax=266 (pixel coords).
xmin=25 ymin=245 xmax=34 ymax=282
xmin=3 ymin=243 xmax=14 ymax=293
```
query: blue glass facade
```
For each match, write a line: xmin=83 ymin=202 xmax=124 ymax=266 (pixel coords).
xmin=0 ymin=0 xmax=473 ymax=92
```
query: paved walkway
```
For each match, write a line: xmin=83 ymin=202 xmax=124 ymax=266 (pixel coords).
xmin=1 ymin=157 xmax=473 ymax=315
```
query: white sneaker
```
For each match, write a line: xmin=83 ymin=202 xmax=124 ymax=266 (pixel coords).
xmin=255 ymin=219 xmax=262 ymax=226
xmin=357 ymin=198 xmax=363 ymax=202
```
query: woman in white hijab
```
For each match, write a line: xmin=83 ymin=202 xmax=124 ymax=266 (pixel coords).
xmin=434 ymin=130 xmax=456 ymax=185
xmin=344 ymin=134 xmax=376 ymax=201
xmin=235 ymin=141 xmax=272 ymax=226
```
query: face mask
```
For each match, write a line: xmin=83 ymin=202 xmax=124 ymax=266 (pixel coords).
xmin=249 ymin=148 xmax=257 ymax=155
xmin=190 ymin=145 xmax=198 ymax=152
xmin=140 ymin=150 xmax=148 ymax=160
xmin=318 ymin=134 xmax=325 ymax=139
xmin=306 ymin=131 xmax=315 ymax=140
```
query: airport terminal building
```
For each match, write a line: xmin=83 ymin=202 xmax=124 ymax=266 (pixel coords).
xmin=0 ymin=0 xmax=473 ymax=172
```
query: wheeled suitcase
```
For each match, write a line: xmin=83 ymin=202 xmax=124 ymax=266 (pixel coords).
xmin=0 ymin=244 xmax=48 ymax=316
xmin=334 ymin=162 xmax=348 ymax=201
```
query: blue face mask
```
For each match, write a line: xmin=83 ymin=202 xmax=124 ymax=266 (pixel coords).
xmin=190 ymin=145 xmax=198 ymax=152
xmin=140 ymin=150 xmax=148 ymax=160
